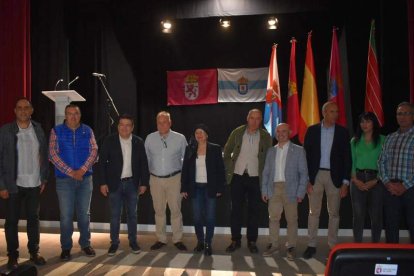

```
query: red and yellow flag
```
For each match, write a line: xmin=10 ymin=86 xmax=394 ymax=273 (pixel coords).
xmin=299 ymin=32 xmax=320 ymax=144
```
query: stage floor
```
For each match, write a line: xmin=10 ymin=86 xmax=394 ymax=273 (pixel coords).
xmin=0 ymin=228 xmax=410 ymax=276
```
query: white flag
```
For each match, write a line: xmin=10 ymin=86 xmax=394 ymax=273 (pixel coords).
xmin=218 ymin=68 xmax=268 ymax=102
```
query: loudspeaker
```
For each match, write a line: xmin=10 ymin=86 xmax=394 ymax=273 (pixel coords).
xmin=1 ymin=264 xmax=37 ymax=276
xmin=326 ymin=243 xmax=414 ymax=276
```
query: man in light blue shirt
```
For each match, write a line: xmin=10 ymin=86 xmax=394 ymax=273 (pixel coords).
xmin=145 ymin=111 xmax=188 ymax=251
xmin=302 ymin=101 xmax=351 ymax=259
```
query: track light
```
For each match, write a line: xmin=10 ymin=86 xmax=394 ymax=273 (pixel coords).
xmin=267 ymin=17 xmax=278 ymax=30
xmin=219 ymin=18 xmax=231 ymax=28
xmin=161 ymin=20 xmax=172 ymax=33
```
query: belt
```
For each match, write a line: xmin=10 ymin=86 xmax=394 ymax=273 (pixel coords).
xmin=120 ymin=176 xmax=133 ymax=182
xmin=151 ymin=170 xmax=181 ymax=178
xmin=356 ymin=169 xmax=378 ymax=174
xmin=319 ymin=168 xmax=330 ymax=171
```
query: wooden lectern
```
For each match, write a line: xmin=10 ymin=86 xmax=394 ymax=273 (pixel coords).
xmin=42 ymin=90 xmax=86 ymax=125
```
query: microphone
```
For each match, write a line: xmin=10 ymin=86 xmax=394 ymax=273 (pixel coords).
xmin=67 ymin=76 xmax=79 ymax=89
xmin=92 ymin=72 xmax=106 ymax=78
xmin=54 ymin=79 xmax=64 ymax=90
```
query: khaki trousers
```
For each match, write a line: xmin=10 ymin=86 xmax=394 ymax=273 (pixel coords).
xmin=268 ymin=182 xmax=298 ymax=248
xmin=307 ymin=170 xmax=341 ymax=248
xmin=150 ymin=173 xmax=183 ymax=243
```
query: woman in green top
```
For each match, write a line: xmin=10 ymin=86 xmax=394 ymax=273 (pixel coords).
xmin=350 ymin=112 xmax=385 ymax=243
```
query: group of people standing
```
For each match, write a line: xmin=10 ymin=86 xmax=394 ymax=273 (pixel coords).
xmin=1 ymin=98 xmax=414 ymax=271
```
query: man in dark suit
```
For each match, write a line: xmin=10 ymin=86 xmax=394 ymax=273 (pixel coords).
xmin=302 ymin=101 xmax=351 ymax=259
xmin=98 ymin=114 xmax=149 ymax=256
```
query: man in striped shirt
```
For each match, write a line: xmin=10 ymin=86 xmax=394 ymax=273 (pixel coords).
xmin=378 ymin=102 xmax=414 ymax=243
xmin=49 ymin=104 xmax=98 ymax=260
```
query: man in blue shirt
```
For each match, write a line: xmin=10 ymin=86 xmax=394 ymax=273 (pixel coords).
xmin=302 ymin=101 xmax=351 ymax=259
xmin=145 ymin=111 xmax=188 ymax=251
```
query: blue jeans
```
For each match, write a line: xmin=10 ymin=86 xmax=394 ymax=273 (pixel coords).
xmin=56 ymin=176 xmax=93 ymax=250
xmin=109 ymin=179 xmax=138 ymax=246
xmin=384 ymin=186 xmax=414 ymax=243
xmin=192 ymin=185 xmax=216 ymax=245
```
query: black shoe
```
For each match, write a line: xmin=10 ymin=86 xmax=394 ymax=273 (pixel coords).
xmin=225 ymin=240 xmax=241 ymax=253
xmin=302 ymin=246 xmax=316 ymax=259
xmin=247 ymin=241 xmax=258 ymax=253
xmin=150 ymin=241 xmax=166 ymax=250
xmin=130 ymin=243 xmax=141 ymax=254
xmin=108 ymin=244 xmax=118 ymax=256
xmin=30 ymin=253 xmax=46 ymax=265
xmin=7 ymin=256 xmax=18 ymax=270
xmin=174 ymin=242 xmax=187 ymax=251
xmin=60 ymin=249 xmax=71 ymax=261
xmin=204 ymin=243 xmax=212 ymax=256
xmin=82 ymin=246 xmax=96 ymax=257
xmin=194 ymin=241 xmax=204 ymax=252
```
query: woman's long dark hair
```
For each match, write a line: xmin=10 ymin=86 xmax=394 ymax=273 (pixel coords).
xmin=353 ymin=112 xmax=381 ymax=147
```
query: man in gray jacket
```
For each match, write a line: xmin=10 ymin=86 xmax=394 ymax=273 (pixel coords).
xmin=261 ymin=123 xmax=308 ymax=260
xmin=0 ymin=98 xmax=49 ymax=269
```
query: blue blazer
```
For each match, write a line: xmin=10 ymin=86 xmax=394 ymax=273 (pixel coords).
xmin=97 ymin=133 xmax=149 ymax=192
xmin=261 ymin=142 xmax=308 ymax=202
xmin=181 ymin=142 xmax=225 ymax=198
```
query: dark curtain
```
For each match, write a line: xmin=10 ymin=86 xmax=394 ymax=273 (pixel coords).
xmin=408 ymin=0 xmax=414 ymax=102
xmin=0 ymin=0 xmax=31 ymax=125
xmin=2 ymin=0 xmax=410 ymax=230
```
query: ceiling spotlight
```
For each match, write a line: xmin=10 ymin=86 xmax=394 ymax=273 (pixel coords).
xmin=161 ymin=20 xmax=172 ymax=33
xmin=219 ymin=18 xmax=231 ymax=28
xmin=267 ymin=17 xmax=278 ymax=30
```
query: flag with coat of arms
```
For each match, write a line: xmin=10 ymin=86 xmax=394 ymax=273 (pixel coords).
xmin=167 ymin=69 xmax=218 ymax=106
xmin=217 ymin=68 xmax=268 ymax=102
xmin=264 ymin=44 xmax=282 ymax=138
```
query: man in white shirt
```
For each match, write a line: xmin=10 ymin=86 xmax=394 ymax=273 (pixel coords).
xmin=98 ymin=114 xmax=149 ymax=256
xmin=261 ymin=123 xmax=308 ymax=260
xmin=0 ymin=98 xmax=48 ymax=269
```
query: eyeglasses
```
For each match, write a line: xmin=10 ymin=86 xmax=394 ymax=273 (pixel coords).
xmin=396 ymin=112 xmax=414 ymax=116
xmin=161 ymin=138 xmax=167 ymax=148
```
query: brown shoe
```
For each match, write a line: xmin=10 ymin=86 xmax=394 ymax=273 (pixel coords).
xmin=82 ymin=246 xmax=96 ymax=257
xmin=30 ymin=253 xmax=47 ymax=265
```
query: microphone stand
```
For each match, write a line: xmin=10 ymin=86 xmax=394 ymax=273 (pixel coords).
xmin=95 ymin=75 xmax=119 ymax=135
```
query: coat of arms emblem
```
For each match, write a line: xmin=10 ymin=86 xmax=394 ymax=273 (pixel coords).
xmin=237 ymin=76 xmax=249 ymax=95
xmin=184 ymin=74 xmax=199 ymax=100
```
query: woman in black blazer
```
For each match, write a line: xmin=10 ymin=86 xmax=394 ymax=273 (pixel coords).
xmin=181 ymin=124 xmax=225 ymax=256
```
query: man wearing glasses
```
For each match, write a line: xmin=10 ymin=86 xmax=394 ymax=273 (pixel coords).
xmin=378 ymin=102 xmax=414 ymax=243
xmin=144 ymin=111 xmax=188 ymax=251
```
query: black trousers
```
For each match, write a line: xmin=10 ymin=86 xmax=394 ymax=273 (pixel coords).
xmin=4 ymin=186 xmax=41 ymax=258
xmin=230 ymin=173 xmax=261 ymax=242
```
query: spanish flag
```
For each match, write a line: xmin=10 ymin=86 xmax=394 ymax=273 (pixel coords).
xmin=299 ymin=32 xmax=320 ymax=144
